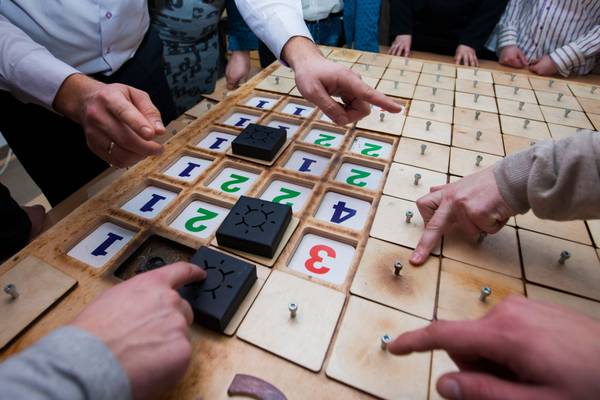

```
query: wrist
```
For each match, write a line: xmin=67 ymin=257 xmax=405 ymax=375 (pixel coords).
xmin=53 ymin=73 xmax=104 ymax=123
xmin=282 ymin=36 xmax=323 ymax=71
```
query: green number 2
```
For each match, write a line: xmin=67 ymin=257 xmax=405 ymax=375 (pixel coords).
xmin=314 ymin=133 xmax=336 ymax=147
xmin=361 ymin=143 xmax=383 ymax=157
xmin=185 ymin=208 xmax=219 ymax=233
xmin=220 ymin=174 xmax=250 ymax=193
xmin=346 ymin=169 xmax=371 ymax=187
xmin=272 ymin=188 xmax=301 ymax=206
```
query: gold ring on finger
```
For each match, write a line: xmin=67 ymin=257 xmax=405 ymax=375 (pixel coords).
xmin=107 ymin=141 xmax=115 ymax=155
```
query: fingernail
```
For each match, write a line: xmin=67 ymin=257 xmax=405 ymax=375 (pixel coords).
xmin=155 ymin=121 xmax=165 ymax=131
xmin=142 ymin=127 xmax=153 ymax=137
xmin=409 ymin=252 xmax=422 ymax=265
xmin=439 ymin=378 xmax=462 ymax=400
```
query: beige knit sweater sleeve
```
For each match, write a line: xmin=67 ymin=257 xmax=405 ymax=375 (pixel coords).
xmin=494 ymin=131 xmax=600 ymax=220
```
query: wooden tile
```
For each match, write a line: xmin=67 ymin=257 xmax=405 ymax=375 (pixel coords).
xmin=371 ymin=196 xmax=440 ymax=254
xmin=224 ymin=265 xmax=270 ymax=336
xmin=402 ymin=116 xmax=452 ymax=145
xmin=456 ymin=68 xmax=493 ymax=83
xmin=526 ymin=284 xmax=600 ymax=321
xmin=408 ymin=100 xmax=453 ymax=124
xmin=394 ymin=137 xmax=450 ymax=173
xmin=499 ymin=115 xmax=551 ymax=140
xmin=547 ymin=123 xmax=583 ymax=140
xmin=430 ymin=351 xmax=458 ymax=400
xmin=453 ymin=108 xmax=500 ymax=132
xmin=350 ymin=132 xmax=395 ymax=160
xmin=362 ymin=77 xmax=380 ymax=89
xmin=442 ymin=226 xmax=522 ymax=278
xmin=455 ymin=79 xmax=495 ymax=96
xmin=418 ymin=73 xmax=456 ymax=91
xmin=503 ymin=134 xmax=538 ymax=155
xmin=529 ymin=77 xmax=570 ymax=94
xmin=1 ymin=256 xmax=77 ymax=348
xmin=437 ymin=258 xmax=524 ymax=320
xmin=520 ymin=230 xmax=600 ymax=301
xmin=256 ymin=75 xmax=295 ymax=94
xmin=326 ymin=296 xmax=431 ymax=400
xmin=540 ymin=106 xmax=593 ymax=129
xmin=516 ymin=211 xmax=592 ymax=245
xmin=455 ymin=92 xmax=498 ymax=113
xmin=497 ymin=98 xmax=544 ymax=121
xmin=449 ymin=147 xmax=503 ymax=177
xmin=377 ymin=79 xmax=416 ymax=98
xmin=358 ymin=53 xmax=392 ymax=67
xmin=536 ymin=90 xmax=582 ymax=110
xmin=332 ymin=60 xmax=354 ymax=69
xmin=328 ymin=48 xmax=362 ymax=62
xmin=272 ymin=65 xmax=295 ymax=79
xmin=237 ymin=270 xmax=345 ymax=372
xmin=413 ymin=85 xmax=454 ymax=105
xmin=452 ymin=125 xmax=504 ymax=156
xmin=588 ymin=220 xmax=600 ymax=247
xmin=422 ymin=62 xmax=456 ymax=77
xmin=588 ymin=113 xmax=600 ymax=130
xmin=577 ymin=97 xmax=600 ymax=114
xmin=568 ymin=83 xmax=600 ymax=100
xmin=382 ymin=68 xmax=420 ymax=84
xmin=351 ymin=63 xmax=385 ymax=79
xmin=356 ymin=105 xmax=406 ymax=135
xmin=492 ymin=72 xmax=532 ymax=89
xmin=384 ymin=162 xmax=448 ymax=202
xmin=388 ymin=57 xmax=424 ymax=72
xmin=351 ymin=238 xmax=439 ymax=319
xmin=289 ymin=86 xmax=302 ymax=97
xmin=494 ymin=85 xmax=538 ymax=104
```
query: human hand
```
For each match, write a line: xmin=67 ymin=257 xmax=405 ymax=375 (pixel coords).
xmin=282 ymin=37 xmax=402 ymax=125
xmin=455 ymin=44 xmax=479 ymax=67
xmin=226 ymin=51 xmax=252 ymax=90
xmin=389 ymin=296 xmax=600 ymax=400
xmin=499 ymin=45 xmax=528 ymax=69
xmin=389 ymin=34 xmax=412 ymax=57
xmin=54 ymin=74 xmax=165 ymax=169
xmin=410 ymin=167 xmax=514 ymax=265
xmin=72 ymin=262 xmax=206 ymax=400
xmin=529 ymin=55 xmax=558 ymax=76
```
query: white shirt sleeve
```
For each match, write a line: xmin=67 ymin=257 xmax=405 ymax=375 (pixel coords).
xmin=234 ymin=0 xmax=313 ymax=60
xmin=0 ymin=15 xmax=80 ymax=109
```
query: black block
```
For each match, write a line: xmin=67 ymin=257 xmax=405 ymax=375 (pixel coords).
xmin=216 ymin=196 xmax=292 ymax=258
xmin=181 ymin=246 xmax=257 ymax=332
xmin=231 ymin=123 xmax=286 ymax=161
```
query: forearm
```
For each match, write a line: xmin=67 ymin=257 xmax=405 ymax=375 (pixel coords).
xmin=550 ymin=25 xmax=600 ymax=76
xmin=388 ymin=0 xmax=413 ymax=39
xmin=494 ymin=131 xmax=600 ymax=220
xmin=0 ymin=15 xmax=79 ymax=109
xmin=234 ymin=0 xmax=312 ymax=59
xmin=460 ymin=0 xmax=509 ymax=50
xmin=0 ymin=326 xmax=131 ymax=400
xmin=496 ymin=0 xmax=521 ymax=48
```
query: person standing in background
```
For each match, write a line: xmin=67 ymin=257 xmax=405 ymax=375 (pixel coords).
xmin=388 ymin=0 xmax=508 ymax=66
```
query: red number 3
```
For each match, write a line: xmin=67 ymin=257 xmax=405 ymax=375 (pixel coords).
xmin=305 ymin=245 xmax=336 ymax=274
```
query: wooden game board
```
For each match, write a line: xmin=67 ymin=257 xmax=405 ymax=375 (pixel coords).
xmin=2 ymin=46 xmax=600 ymax=400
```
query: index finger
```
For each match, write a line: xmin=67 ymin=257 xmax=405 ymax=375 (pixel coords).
xmin=147 ymin=262 xmax=207 ymax=289
xmin=340 ymin=73 xmax=402 ymax=114
xmin=410 ymin=200 xmax=452 ymax=265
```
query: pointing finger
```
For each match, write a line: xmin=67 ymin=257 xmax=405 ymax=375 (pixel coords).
xmin=410 ymin=200 xmax=452 ymax=265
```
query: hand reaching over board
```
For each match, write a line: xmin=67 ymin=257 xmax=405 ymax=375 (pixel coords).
xmin=389 ymin=296 xmax=600 ymax=400
xmin=410 ymin=167 xmax=515 ymax=265
xmin=389 ymin=34 xmax=412 ymax=57
xmin=72 ymin=262 xmax=206 ymax=400
xmin=54 ymin=74 xmax=165 ymax=169
xmin=281 ymin=37 xmax=402 ymax=126
xmin=455 ymin=45 xmax=479 ymax=67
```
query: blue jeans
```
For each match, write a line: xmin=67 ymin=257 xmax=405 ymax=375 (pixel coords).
xmin=306 ymin=14 xmax=343 ymax=47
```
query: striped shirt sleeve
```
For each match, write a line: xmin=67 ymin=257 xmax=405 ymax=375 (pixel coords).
xmin=550 ymin=24 xmax=600 ymax=76
xmin=497 ymin=0 xmax=522 ymax=49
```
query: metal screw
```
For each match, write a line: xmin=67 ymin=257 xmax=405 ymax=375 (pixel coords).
xmin=381 ymin=334 xmax=392 ymax=351
xmin=480 ymin=287 xmax=492 ymax=302
xmin=430 ymin=103 xmax=436 ymax=113
xmin=592 ymin=86 xmax=597 ymax=94
xmin=400 ymin=69 xmax=405 ymax=76
xmin=529 ymin=141 xmax=536 ymax=146
xmin=518 ymin=101 xmax=525 ymax=111
xmin=437 ymin=63 xmax=442 ymax=71
xmin=420 ymin=143 xmax=427 ymax=155
xmin=474 ymin=68 xmax=479 ymax=76
xmin=432 ymin=87 xmax=438 ymax=96
xmin=394 ymin=80 xmax=399 ymax=89
xmin=473 ymin=80 xmax=479 ymax=88
xmin=436 ymin=74 xmax=441 ymax=82
xmin=475 ymin=111 xmax=481 ymax=120
xmin=524 ymin=119 xmax=531 ymax=129
xmin=558 ymin=251 xmax=571 ymax=265
xmin=379 ymin=112 xmax=385 ymax=122
xmin=510 ymin=74 xmax=516 ymax=82
xmin=557 ymin=93 xmax=564 ymax=102
xmin=476 ymin=131 xmax=483 ymax=141
xmin=288 ymin=302 xmax=298 ymax=318
xmin=476 ymin=155 xmax=483 ymax=167
xmin=206 ymin=103 xmax=212 ymax=110
xmin=405 ymin=210 xmax=414 ymax=223
xmin=426 ymin=121 xmax=432 ymax=131
xmin=405 ymin=58 xmax=409 ymax=66
xmin=549 ymin=79 xmax=555 ymax=88
xmin=414 ymin=173 xmax=422 ymax=185
xmin=564 ymin=109 xmax=572 ymax=118
xmin=275 ymin=76 xmax=280 ymax=85
xmin=4 ymin=284 xmax=18 ymax=300
xmin=474 ymin=94 xmax=480 ymax=103
xmin=513 ymin=86 xmax=520 ymax=95
xmin=394 ymin=261 xmax=403 ymax=276
xmin=365 ymin=64 xmax=370 ymax=71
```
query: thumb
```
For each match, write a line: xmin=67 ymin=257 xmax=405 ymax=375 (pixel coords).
xmin=130 ymin=88 xmax=164 ymax=137
xmin=437 ymin=372 xmax=550 ymax=400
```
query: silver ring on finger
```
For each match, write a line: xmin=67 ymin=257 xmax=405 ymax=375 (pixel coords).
xmin=107 ymin=141 xmax=115 ymax=155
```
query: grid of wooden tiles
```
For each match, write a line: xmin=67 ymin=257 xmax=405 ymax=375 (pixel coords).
xmin=3 ymin=47 xmax=600 ymax=400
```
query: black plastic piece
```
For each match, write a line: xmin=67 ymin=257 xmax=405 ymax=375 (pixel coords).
xmin=231 ymin=123 xmax=286 ymax=161
xmin=216 ymin=196 xmax=292 ymax=258
xmin=182 ymin=246 xmax=257 ymax=332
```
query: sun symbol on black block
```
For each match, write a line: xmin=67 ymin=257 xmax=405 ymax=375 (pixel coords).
xmin=245 ymin=127 xmax=272 ymax=144
xmin=234 ymin=203 xmax=277 ymax=234
xmin=196 ymin=258 xmax=235 ymax=300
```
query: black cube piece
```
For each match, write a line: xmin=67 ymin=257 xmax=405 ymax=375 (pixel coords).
xmin=216 ymin=196 xmax=292 ymax=258
xmin=180 ymin=246 xmax=257 ymax=332
xmin=231 ymin=123 xmax=286 ymax=161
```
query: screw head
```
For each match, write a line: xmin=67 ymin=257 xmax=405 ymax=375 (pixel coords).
xmin=381 ymin=334 xmax=392 ymax=350
xmin=480 ymin=287 xmax=492 ymax=301
xmin=288 ymin=302 xmax=298 ymax=318
xmin=394 ymin=261 xmax=403 ymax=276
